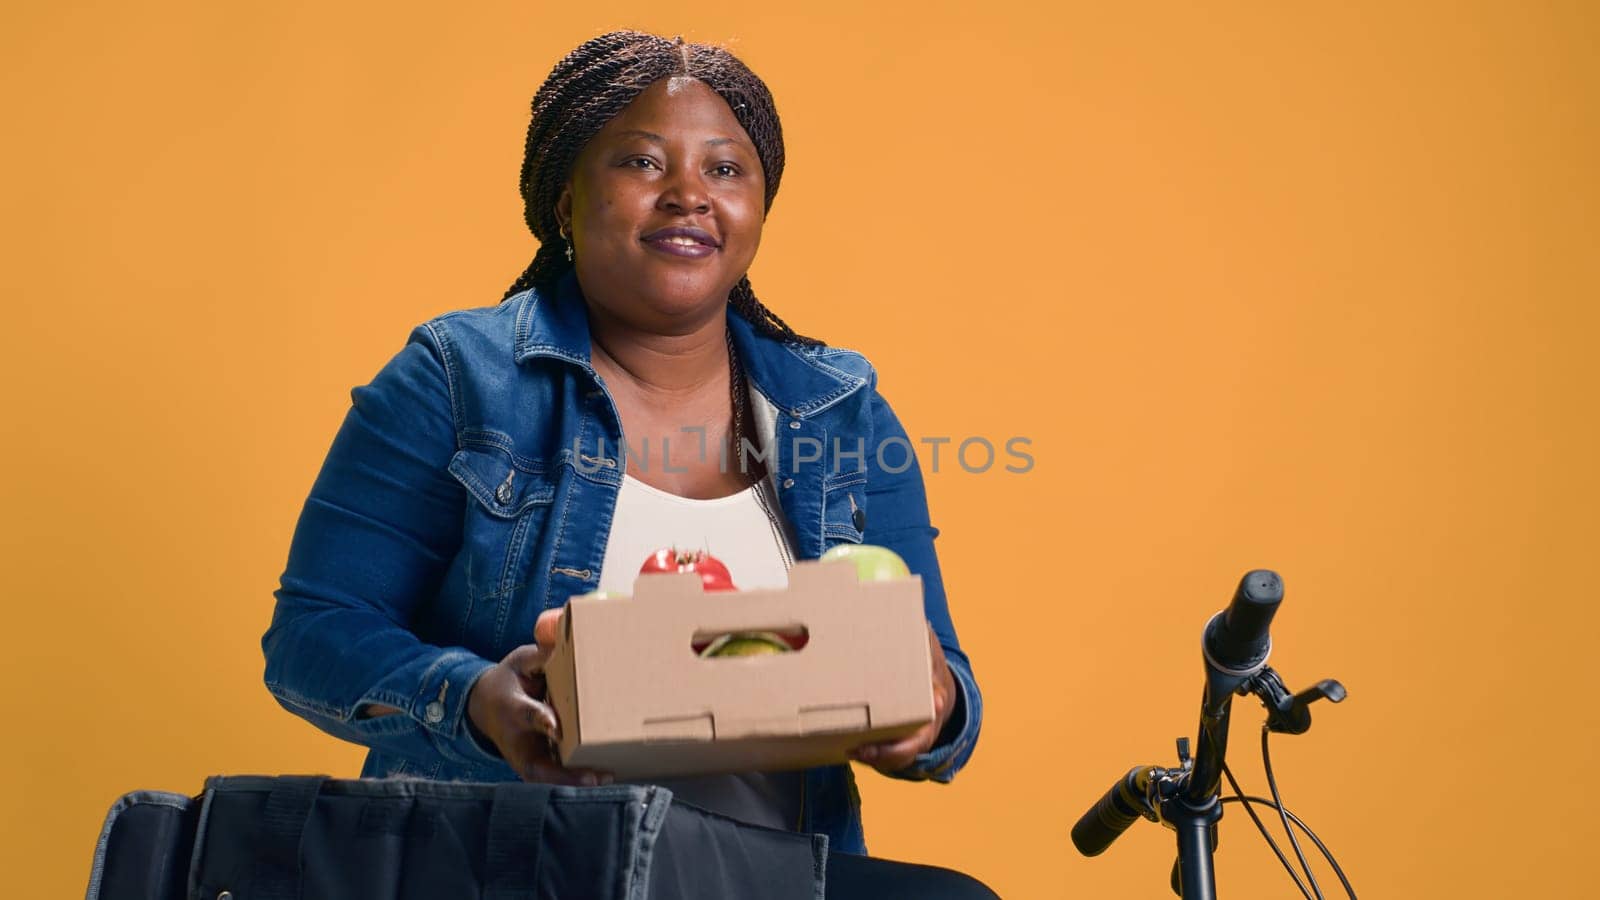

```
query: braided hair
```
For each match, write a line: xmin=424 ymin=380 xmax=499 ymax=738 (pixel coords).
xmin=503 ymin=31 xmax=824 ymax=347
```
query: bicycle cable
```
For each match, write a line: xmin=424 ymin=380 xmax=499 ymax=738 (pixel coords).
xmin=1220 ymin=796 xmax=1356 ymax=899
xmin=1262 ymin=726 xmax=1324 ymax=898
xmin=1218 ymin=741 xmax=1314 ymax=900
xmin=1215 ymin=726 xmax=1357 ymax=900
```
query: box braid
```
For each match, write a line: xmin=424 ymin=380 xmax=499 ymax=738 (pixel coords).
xmin=503 ymin=30 xmax=824 ymax=347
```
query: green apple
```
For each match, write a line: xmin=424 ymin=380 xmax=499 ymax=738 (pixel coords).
xmin=819 ymin=543 xmax=910 ymax=582
xmin=700 ymin=631 xmax=792 ymax=658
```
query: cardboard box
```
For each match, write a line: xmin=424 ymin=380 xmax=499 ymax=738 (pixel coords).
xmin=543 ymin=559 xmax=935 ymax=779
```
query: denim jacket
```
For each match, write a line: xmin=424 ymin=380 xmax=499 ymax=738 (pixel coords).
xmin=262 ymin=269 xmax=984 ymax=855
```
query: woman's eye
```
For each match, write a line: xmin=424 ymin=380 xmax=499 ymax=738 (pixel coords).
xmin=711 ymin=164 xmax=740 ymax=177
xmin=624 ymin=157 xmax=659 ymax=170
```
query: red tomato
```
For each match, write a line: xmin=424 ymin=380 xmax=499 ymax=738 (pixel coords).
xmin=689 ymin=552 xmax=735 ymax=592
xmin=639 ymin=547 xmax=737 ymax=592
xmin=639 ymin=547 xmax=681 ymax=576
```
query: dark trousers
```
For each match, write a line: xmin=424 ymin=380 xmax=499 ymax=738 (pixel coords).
xmin=825 ymin=852 xmax=1000 ymax=899
xmin=87 ymin=778 xmax=1002 ymax=899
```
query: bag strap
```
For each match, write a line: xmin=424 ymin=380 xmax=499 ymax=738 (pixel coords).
xmin=484 ymin=782 xmax=551 ymax=900
xmin=254 ymin=775 xmax=328 ymax=900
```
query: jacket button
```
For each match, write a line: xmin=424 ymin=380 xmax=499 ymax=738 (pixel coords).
xmin=782 ymin=478 xmax=794 ymax=489
xmin=789 ymin=420 xmax=801 ymax=429
xmin=495 ymin=482 xmax=513 ymax=504
xmin=424 ymin=702 xmax=445 ymax=724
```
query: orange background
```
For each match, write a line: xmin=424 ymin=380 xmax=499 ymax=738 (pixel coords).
xmin=3 ymin=2 xmax=1596 ymax=897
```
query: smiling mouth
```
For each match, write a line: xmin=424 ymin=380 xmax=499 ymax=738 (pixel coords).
xmin=641 ymin=234 xmax=719 ymax=259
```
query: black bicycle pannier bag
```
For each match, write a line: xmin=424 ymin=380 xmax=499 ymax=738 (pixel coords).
xmin=85 ymin=775 xmax=827 ymax=900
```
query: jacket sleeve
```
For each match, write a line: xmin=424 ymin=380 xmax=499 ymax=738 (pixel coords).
xmin=261 ymin=322 xmax=505 ymax=771
xmin=860 ymin=381 xmax=984 ymax=783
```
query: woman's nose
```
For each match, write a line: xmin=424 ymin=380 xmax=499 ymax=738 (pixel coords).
xmin=657 ymin=167 xmax=711 ymax=215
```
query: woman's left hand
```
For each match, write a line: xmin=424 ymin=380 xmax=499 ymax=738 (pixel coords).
xmin=848 ymin=622 xmax=956 ymax=774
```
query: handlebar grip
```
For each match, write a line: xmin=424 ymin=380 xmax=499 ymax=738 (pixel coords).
xmin=1206 ymin=569 xmax=1283 ymax=672
xmin=1071 ymin=767 xmax=1152 ymax=857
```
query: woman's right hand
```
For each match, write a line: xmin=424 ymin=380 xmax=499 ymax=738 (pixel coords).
xmin=466 ymin=619 xmax=612 ymax=786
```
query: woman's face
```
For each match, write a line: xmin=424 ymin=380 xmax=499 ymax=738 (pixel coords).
xmin=558 ymin=76 xmax=766 ymax=332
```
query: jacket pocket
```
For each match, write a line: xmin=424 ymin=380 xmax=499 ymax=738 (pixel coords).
xmin=821 ymin=470 xmax=867 ymax=547
xmin=449 ymin=445 xmax=556 ymax=520
xmin=447 ymin=445 xmax=557 ymax=641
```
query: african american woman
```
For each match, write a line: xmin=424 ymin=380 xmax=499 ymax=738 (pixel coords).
xmin=263 ymin=30 xmax=992 ymax=898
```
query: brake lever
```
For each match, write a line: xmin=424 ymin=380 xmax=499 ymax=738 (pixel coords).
xmin=1248 ymin=668 xmax=1347 ymax=735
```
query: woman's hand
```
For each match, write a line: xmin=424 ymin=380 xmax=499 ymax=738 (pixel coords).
xmin=466 ymin=609 xmax=612 ymax=786
xmin=848 ymin=623 xmax=957 ymax=775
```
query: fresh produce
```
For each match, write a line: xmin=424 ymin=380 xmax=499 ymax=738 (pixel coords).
xmin=641 ymin=547 xmax=737 ymax=654
xmin=818 ymin=543 xmax=911 ymax=582
xmin=699 ymin=631 xmax=792 ymax=658
xmin=638 ymin=547 xmax=809 ymax=654
xmin=640 ymin=546 xmax=736 ymax=592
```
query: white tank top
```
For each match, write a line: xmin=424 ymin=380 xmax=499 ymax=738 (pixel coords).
xmin=596 ymin=472 xmax=805 ymax=831
xmin=596 ymin=473 xmax=796 ymax=595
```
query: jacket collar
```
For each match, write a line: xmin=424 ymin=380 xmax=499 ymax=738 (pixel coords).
xmin=512 ymin=268 xmax=867 ymax=418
